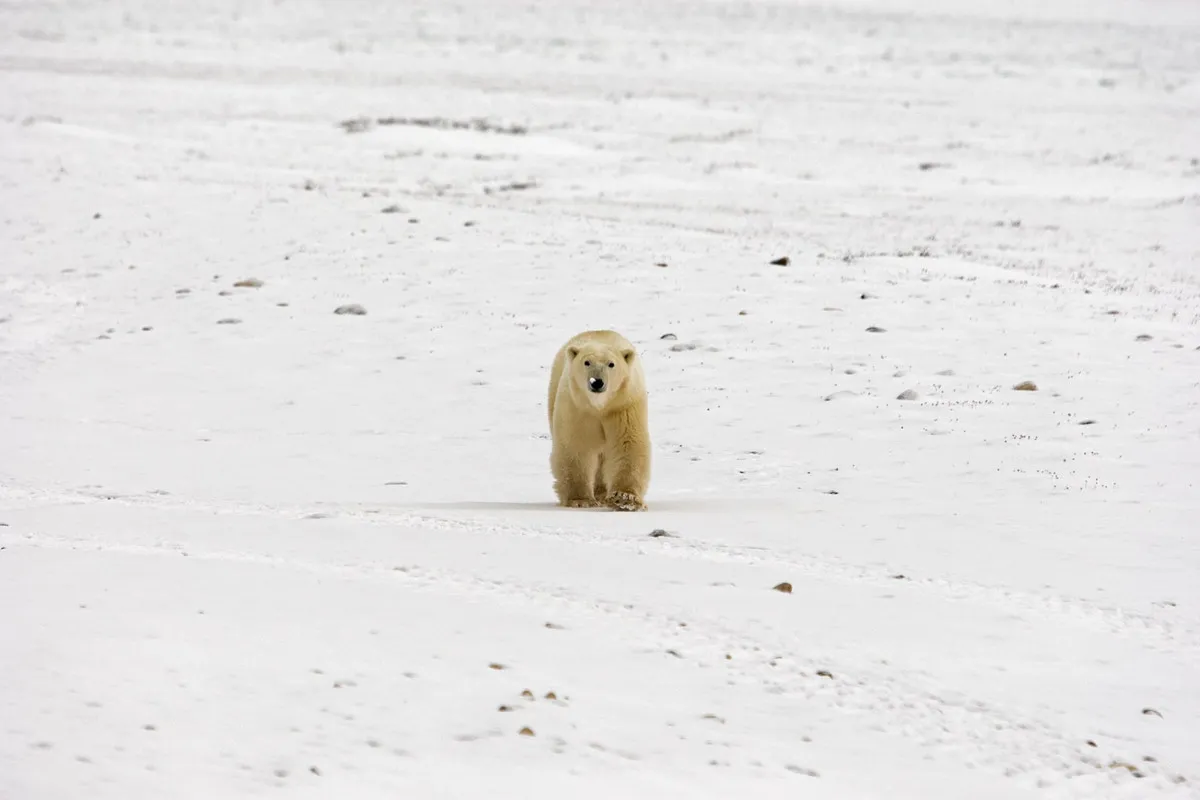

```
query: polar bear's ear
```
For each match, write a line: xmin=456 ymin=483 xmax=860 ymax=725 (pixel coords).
xmin=567 ymin=346 xmax=580 ymax=360
xmin=622 ymin=349 xmax=635 ymax=364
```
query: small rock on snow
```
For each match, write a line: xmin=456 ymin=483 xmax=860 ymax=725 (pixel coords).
xmin=897 ymin=389 xmax=919 ymax=401
xmin=1013 ymin=381 xmax=1038 ymax=391
xmin=334 ymin=304 xmax=367 ymax=316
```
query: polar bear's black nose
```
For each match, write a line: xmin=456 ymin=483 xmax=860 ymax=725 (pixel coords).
xmin=588 ymin=377 xmax=606 ymax=393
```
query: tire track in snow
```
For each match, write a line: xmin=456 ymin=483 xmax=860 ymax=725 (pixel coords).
xmin=403 ymin=506 xmax=1199 ymax=654
xmin=2 ymin=484 xmax=1192 ymax=655
xmin=3 ymin=527 xmax=1193 ymax=797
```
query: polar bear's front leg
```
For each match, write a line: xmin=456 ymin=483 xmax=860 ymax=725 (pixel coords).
xmin=551 ymin=447 xmax=602 ymax=508
xmin=593 ymin=452 xmax=608 ymax=498
xmin=600 ymin=407 xmax=651 ymax=511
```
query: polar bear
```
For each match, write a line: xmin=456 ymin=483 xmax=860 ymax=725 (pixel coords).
xmin=548 ymin=330 xmax=651 ymax=511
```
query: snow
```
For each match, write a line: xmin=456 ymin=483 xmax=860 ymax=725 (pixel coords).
xmin=2 ymin=0 xmax=1199 ymax=797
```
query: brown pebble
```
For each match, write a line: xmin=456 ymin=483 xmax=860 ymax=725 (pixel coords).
xmin=1013 ymin=381 xmax=1038 ymax=391
xmin=488 ymin=663 xmax=506 ymax=671
xmin=772 ymin=582 xmax=793 ymax=593
xmin=518 ymin=727 xmax=535 ymax=737
xmin=770 ymin=256 xmax=790 ymax=266
xmin=233 ymin=278 xmax=263 ymax=288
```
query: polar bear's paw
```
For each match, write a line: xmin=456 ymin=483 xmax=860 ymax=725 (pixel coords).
xmin=564 ymin=497 xmax=603 ymax=509
xmin=605 ymin=491 xmax=646 ymax=512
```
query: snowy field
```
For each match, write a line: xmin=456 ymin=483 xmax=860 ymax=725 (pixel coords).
xmin=2 ymin=0 xmax=1199 ymax=797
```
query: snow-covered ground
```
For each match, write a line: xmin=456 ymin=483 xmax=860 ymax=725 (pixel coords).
xmin=2 ymin=0 xmax=1199 ymax=797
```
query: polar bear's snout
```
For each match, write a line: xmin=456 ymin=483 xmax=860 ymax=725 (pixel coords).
xmin=588 ymin=376 xmax=606 ymax=393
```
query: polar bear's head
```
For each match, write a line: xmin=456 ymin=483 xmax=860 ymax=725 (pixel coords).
xmin=567 ymin=342 xmax=637 ymax=409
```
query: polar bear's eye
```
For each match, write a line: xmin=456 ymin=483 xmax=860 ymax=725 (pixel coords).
xmin=583 ymin=360 xmax=591 ymax=367
xmin=607 ymin=362 xmax=615 ymax=369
